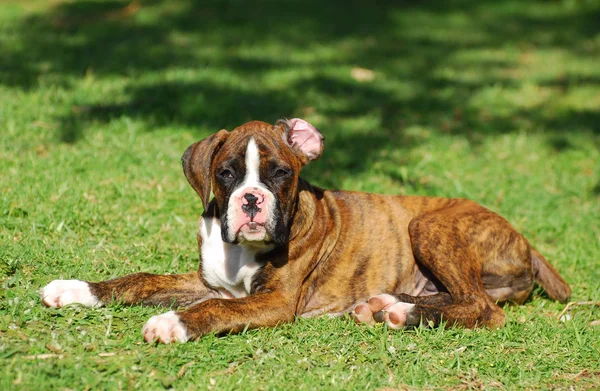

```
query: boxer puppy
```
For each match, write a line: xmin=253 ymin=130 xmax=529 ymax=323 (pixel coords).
xmin=41 ymin=119 xmax=571 ymax=343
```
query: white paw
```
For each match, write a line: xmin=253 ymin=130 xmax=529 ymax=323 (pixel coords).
xmin=352 ymin=294 xmax=415 ymax=329
xmin=40 ymin=280 xmax=102 ymax=308
xmin=142 ymin=311 xmax=189 ymax=344
xmin=384 ymin=301 xmax=416 ymax=329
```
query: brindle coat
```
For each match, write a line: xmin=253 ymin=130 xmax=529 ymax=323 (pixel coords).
xmin=57 ymin=120 xmax=572 ymax=340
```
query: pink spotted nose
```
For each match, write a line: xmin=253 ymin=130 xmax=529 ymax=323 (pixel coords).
xmin=229 ymin=187 xmax=271 ymax=241
xmin=237 ymin=188 xmax=266 ymax=220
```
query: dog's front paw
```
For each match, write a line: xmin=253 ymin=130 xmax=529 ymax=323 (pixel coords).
xmin=40 ymin=280 xmax=102 ymax=308
xmin=142 ymin=311 xmax=189 ymax=344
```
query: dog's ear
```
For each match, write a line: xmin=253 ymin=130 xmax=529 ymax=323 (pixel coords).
xmin=182 ymin=129 xmax=230 ymax=211
xmin=277 ymin=118 xmax=324 ymax=164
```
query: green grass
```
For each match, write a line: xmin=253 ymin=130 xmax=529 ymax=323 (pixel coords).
xmin=1 ymin=0 xmax=600 ymax=389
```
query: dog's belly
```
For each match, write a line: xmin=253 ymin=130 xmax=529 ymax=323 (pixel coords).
xmin=299 ymin=264 xmax=534 ymax=317
xmin=298 ymin=259 xmax=440 ymax=317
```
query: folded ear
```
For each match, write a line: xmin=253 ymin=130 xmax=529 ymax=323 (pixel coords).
xmin=181 ymin=129 xmax=230 ymax=211
xmin=278 ymin=118 xmax=324 ymax=164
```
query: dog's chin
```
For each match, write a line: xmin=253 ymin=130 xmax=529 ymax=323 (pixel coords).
xmin=236 ymin=224 xmax=272 ymax=248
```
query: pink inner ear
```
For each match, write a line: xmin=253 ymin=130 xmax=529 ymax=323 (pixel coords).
xmin=288 ymin=118 xmax=324 ymax=161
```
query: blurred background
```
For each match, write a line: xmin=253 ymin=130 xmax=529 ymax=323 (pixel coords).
xmin=2 ymin=1 xmax=599 ymax=187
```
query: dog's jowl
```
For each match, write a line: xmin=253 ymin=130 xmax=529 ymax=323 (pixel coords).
xmin=41 ymin=118 xmax=571 ymax=344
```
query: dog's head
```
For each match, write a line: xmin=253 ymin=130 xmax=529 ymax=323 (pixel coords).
xmin=182 ymin=118 xmax=324 ymax=248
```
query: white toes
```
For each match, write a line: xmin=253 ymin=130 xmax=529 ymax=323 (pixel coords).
xmin=368 ymin=293 xmax=400 ymax=311
xmin=385 ymin=301 xmax=416 ymax=329
xmin=353 ymin=303 xmax=375 ymax=324
xmin=354 ymin=294 xmax=416 ymax=330
xmin=142 ymin=311 xmax=189 ymax=344
xmin=40 ymin=280 xmax=102 ymax=308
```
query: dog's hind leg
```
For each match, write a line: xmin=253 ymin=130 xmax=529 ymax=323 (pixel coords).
xmin=355 ymin=201 xmax=525 ymax=329
xmin=402 ymin=203 xmax=513 ymax=328
xmin=41 ymin=272 xmax=216 ymax=308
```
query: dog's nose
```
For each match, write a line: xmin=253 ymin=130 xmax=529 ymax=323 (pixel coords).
xmin=243 ymin=193 xmax=259 ymax=205
xmin=241 ymin=193 xmax=261 ymax=220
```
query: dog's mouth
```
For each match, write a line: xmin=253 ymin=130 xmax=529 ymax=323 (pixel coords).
xmin=237 ymin=222 xmax=270 ymax=243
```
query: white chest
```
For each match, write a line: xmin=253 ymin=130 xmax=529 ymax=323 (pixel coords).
xmin=199 ymin=216 xmax=261 ymax=298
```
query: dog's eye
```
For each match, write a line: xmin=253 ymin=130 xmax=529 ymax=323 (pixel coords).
xmin=273 ymin=169 xmax=291 ymax=179
xmin=219 ymin=169 xmax=234 ymax=179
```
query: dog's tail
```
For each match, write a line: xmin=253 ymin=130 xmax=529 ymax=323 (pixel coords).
xmin=531 ymin=248 xmax=571 ymax=303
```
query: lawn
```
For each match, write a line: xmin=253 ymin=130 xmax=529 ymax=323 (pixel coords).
xmin=1 ymin=0 xmax=600 ymax=389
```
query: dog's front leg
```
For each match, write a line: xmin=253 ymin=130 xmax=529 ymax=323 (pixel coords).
xmin=41 ymin=272 xmax=216 ymax=308
xmin=142 ymin=291 xmax=297 ymax=343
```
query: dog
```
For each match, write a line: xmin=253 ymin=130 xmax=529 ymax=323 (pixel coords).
xmin=41 ymin=118 xmax=571 ymax=343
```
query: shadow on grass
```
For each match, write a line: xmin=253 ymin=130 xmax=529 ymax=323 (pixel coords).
xmin=593 ymin=178 xmax=600 ymax=197
xmin=2 ymin=0 xmax=600 ymax=183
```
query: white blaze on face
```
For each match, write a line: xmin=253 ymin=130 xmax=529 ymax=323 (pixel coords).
xmin=244 ymin=137 xmax=261 ymax=188
xmin=226 ymin=137 xmax=275 ymax=243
